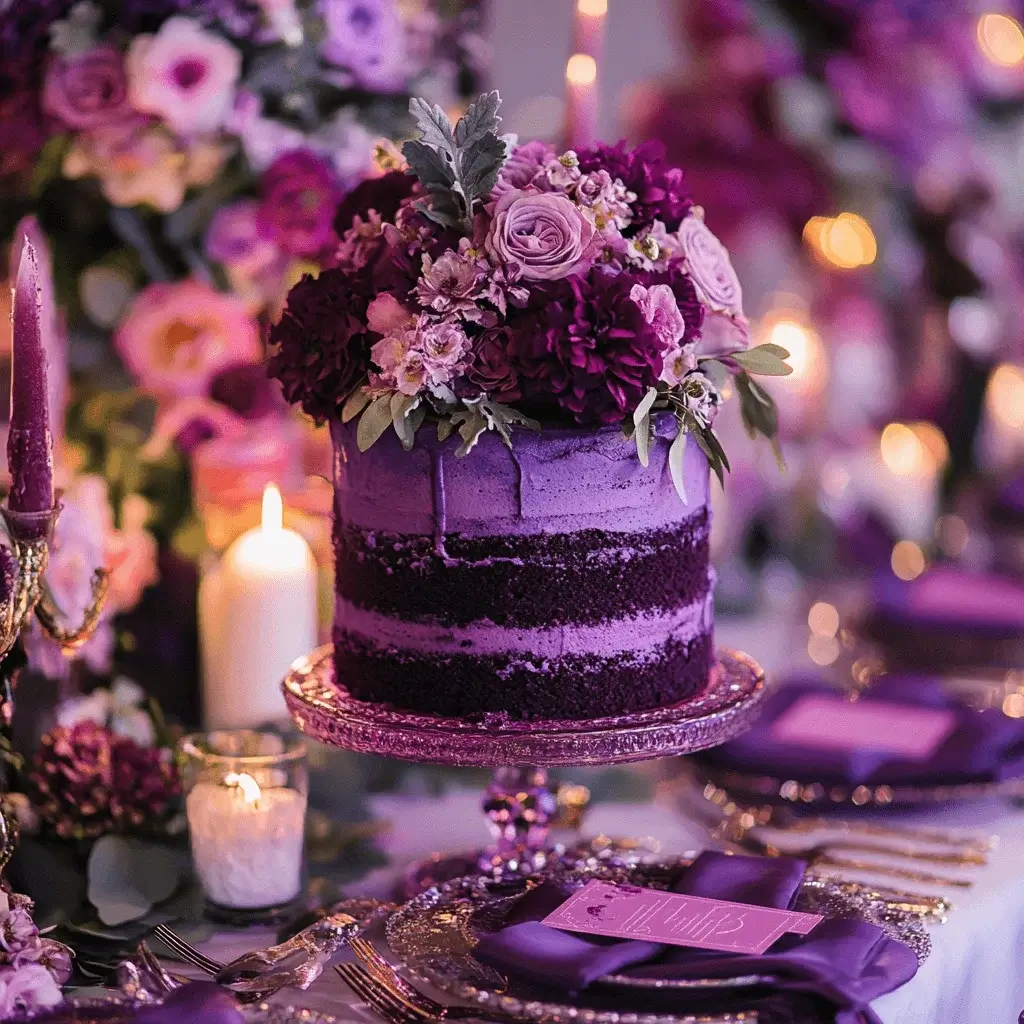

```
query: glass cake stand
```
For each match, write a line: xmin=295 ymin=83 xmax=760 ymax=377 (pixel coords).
xmin=282 ymin=645 xmax=766 ymax=896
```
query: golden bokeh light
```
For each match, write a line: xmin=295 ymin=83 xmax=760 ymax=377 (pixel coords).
xmin=880 ymin=422 xmax=930 ymax=476
xmin=909 ymin=421 xmax=949 ymax=470
xmin=986 ymin=362 xmax=1024 ymax=430
xmin=808 ymin=601 xmax=841 ymax=639
xmin=577 ymin=0 xmax=608 ymax=15
xmin=566 ymin=54 xmax=597 ymax=85
xmin=977 ymin=13 xmax=1024 ymax=67
xmin=803 ymin=213 xmax=877 ymax=269
xmin=1002 ymin=692 xmax=1024 ymax=718
xmin=808 ymin=635 xmax=840 ymax=666
xmin=891 ymin=540 xmax=926 ymax=581
xmin=935 ymin=515 xmax=970 ymax=558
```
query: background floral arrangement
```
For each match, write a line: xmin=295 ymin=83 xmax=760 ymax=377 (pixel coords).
xmin=0 ymin=0 xmax=485 ymax=710
xmin=269 ymin=92 xmax=791 ymax=488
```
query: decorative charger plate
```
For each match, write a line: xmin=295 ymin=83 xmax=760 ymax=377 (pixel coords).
xmin=283 ymin=646 xmax=767 ymax=767
xmin=383 ymin=858 xmax=930 ymax=1024
xmin=693 ymin=765 xmax=1024 ymax=810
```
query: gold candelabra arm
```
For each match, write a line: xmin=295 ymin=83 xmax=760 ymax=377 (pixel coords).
xmin=34 ymin=568 xmax=110 ymax=654
xmin=0 ymin=536 xmax=49 ymax=662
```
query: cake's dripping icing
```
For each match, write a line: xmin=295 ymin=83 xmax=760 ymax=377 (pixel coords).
xmin=430 ymin=447 xmax=449 ymax=561
xmin=509 ymin=449 xmax=524 ymax=521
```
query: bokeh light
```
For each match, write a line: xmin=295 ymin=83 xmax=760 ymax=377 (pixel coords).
xmin=803 ymin=213 xmax=877 ymax=269
xmin=807 ymin=635 xmax=840 ymax=666
xmin=935 ymin=515 xmax=970 ymax=558
xmin=986 ymin=362 xmax=1024 ymax=430
xmin=808 ymin=601 xmax=840 ymax=638
xmin=577 ymin=0 xmax=608 ymax=15
xmin=977 ymin=13 xmax=1024 ymax=67
xmin=891 ymin=540 xmax=926 ymax=581
xmin=566 ymin=54 xmax=597 ymax=86
xmin=880 ymin=423 xmax=928 ymax=476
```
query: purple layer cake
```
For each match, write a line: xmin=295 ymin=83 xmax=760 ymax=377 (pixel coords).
xmin=331 ymin=419 xmax=714 ymax=720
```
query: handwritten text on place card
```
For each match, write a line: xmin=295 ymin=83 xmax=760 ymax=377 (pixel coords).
xmin=542 ymin=881 xmax=822 ymax=956
xmin=769 ymin=694 xmax=957 ymax=760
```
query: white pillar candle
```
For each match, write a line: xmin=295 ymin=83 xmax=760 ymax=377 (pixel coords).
xmin=200 ymin=484 xmax=317 ymax=729
xmin=186 ymin=773 xmax=306 ymax=909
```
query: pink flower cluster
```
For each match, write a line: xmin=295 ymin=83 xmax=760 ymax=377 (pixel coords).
xmin=271 ymin=135 xmax=748 ymax=429
xmin=0 ymin=887 xmax=72 ymax=1019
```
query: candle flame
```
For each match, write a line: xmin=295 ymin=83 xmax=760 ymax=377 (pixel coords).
xmin=566 ymin=53 xmax=597 ymax=86
xmin=577 ymin=0 xmax=607 ymax=16
xmin=224 ymin=771 xmax=262 ymax=807
xmin=262 ymin=483 xmax=284 ymax=533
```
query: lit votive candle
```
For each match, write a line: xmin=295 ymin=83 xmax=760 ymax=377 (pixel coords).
xmin=180 ymin=731 xmax=307 ymax=915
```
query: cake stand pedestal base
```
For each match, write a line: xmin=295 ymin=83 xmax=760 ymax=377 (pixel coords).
xmin=283 ymin=646 xmax=766 ymax=894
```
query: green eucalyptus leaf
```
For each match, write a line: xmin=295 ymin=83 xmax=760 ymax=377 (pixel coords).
xmin=632 ymin=387 xmax=658 ymax=468
xmin=730 ymin=345 xmax=793 ymax=376
xmin=356 ymin=395 xmax=394 ymax=452
xmin=341 ymin=384 xmax=371 ymax=423
xmin=87 ymin=837 xmax=185 ymax=927
xmin=390 ymin=394 xmax=421 ymax=451
xmin=668 ymin=424 xmax=688 ymax=503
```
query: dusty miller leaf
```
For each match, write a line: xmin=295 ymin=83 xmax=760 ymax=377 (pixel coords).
xmin=451 ymin=407 xmax=489 ymax=457
xmin=413 ymin=195 xmax=465 ymax=231
xmin=402 ymin=139 xmax=456 ymax=191
xmin=408 ymin=97 xmax=455 ymax=152
xmin=357 ymin=395 xmax=394 ymax=452
xmin=87 ymin=837 xmax=185 ymax=927
xmin=480 ymin=400 xmax=541 ymax=448
xmin=458 ymin=133 xmax=507 ymax=200
xmin=454 ymin=90 xmax=501 ymax=148
xmin=669 ymin=423 xmax=688 ymax=503
xmin=341 ymin=383 xmax=370 ymax=423
xmin=437 ymin=418 xmax=456 ymax=443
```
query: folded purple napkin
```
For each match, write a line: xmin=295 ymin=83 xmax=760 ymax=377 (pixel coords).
xmin=474 ymin=852 xmax=917 ymax=1024
xmin=873 ymin=566 xmax=1024 ymax=635
xmin=24 ymin=984 xmax=243 ymax=1024
xmin=697 ymin=673 xmax=1024 ymax=788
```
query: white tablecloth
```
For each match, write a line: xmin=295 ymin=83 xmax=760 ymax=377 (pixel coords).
xmin=196 ymin=787 xmax=1024 ymax=1024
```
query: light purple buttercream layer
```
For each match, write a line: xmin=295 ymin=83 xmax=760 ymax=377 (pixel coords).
xmin=335 ymin=582 xmax=714 ymax=660
xmin=331 ymin=417 xmax=710 ymax=538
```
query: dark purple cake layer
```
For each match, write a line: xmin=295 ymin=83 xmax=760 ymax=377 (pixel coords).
xmin=333 ymin=511 xmax=710 ymax=627
xmin=334 ymin=627 xmax=714 ymax=720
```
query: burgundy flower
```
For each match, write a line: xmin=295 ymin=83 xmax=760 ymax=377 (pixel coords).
xmin=210 ymin=362 xmax=278 ymax=420
xmin=465 ymin=330 xmax=522 ymax=403
xmin=333 ymin=170 xmax=417 ymax=236
xmin=576 ymin=140 xmax=693 ymax=232
xmin=43 ymin=46 xmax=131 ymax=129
xmin=513 ymin=271 xmax=666 ymax=426
xmin=258 ymin=148 xmax=343 ymax=258
xmin=109 ymin=738 xmax=180 ymax=831
xmin=267 ymin=265 xmax=378 ymax=421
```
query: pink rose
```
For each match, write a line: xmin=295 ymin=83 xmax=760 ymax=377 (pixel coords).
xmin=0 ymin=964 xmax=63 ymax=1018
xmin=42 ymin=46 xmax=130 ymax=129
xmin=629 ymin=283 xmax=686 ymax=349
xmin=484 ymin=188 xmax=596 ymax=281
xmin=677 ymin=212 xmax=744 ymax=317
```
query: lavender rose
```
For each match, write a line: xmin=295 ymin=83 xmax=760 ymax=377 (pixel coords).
xmin=677 ymin=211 xmax=743 ymax=318
xmin=485 ymin=188 xmax=596 ymax=282
xmin=42 ymin=46 xmax=131 ymax=129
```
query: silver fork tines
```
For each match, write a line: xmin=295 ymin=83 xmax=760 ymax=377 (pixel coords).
xmin=152 ymin=924 xmax=225 ymax=975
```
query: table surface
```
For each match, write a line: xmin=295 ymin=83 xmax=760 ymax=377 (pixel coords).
xmin=177 ymin=613 xmax=1024 ymax=1024
xmin=189 ymin=785 xmax=1024 ymax=1024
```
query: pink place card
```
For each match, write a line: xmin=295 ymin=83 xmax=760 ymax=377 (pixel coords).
xmin=542 ymin=881 xmax=822 ymax=956
xmin=769 ymin=694 xmax=957 ymax=760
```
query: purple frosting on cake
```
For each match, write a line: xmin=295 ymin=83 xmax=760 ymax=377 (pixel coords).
xmin=331 ymin=418 xmax=714 ymax=720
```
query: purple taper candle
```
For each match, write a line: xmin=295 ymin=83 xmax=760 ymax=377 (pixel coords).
xmin=7 ymin=239 xmax=54 ymax=524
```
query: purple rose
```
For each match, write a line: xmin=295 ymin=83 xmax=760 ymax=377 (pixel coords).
xmin=677 ymin=212 xmax=743 ymax=317
xmin=42 ymin=46 xmax=131 ymax=129
xmin=491 ymin=141 xmax=555 ymax=199
xmin=258 ymin=149 xmax=343 ymax=258
xmin=319 ymin=0 xmax=406 ymax=92
xmin=206 ymin=199 xmax=280 ymax=275
xmin=485 ymin=188 xmax=596 ymax=282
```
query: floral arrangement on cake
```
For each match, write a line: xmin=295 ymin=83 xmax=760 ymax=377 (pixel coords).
xmin=269 ymin=93 xmax=791 ymax=493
